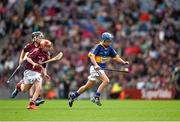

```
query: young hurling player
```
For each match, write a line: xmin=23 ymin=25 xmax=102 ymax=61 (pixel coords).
xmin=11 ymin=31 xmax=45 ymax=106
xmin=69 ymin=32 xmax=129 ymax=107
xmin=11 ymin=39 xmax=52 ymax=110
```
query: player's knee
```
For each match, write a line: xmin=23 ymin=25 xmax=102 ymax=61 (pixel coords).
xmin=103 ymin=79 xmax=110 ymax=84
xmin=21 ymin=88 xmax=27 ymax=93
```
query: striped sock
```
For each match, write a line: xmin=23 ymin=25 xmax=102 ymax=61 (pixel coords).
xmin=95 ymin=92 xmax=101 ymax=98
xmin=72 ymin=91 xmax=80 ymax=99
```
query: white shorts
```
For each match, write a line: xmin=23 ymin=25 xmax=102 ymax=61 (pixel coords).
xmin=88 ymin=66 xmax=105 ymax=82
xmin=23 ymin=70 xmax=43 ymax=84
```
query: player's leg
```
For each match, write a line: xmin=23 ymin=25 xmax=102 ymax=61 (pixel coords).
xmin=11 ymin=80 xmax=24 ymax=98
xmin=21 ymin=84 xmax=33 ymax=92
xmin=69 ymin=65 xmax=100 ymax=107
xmin=96 ymin=72 xmax=109 ymax=96
xmin=29 ymin=85 xmax=34 ymax=99
xmin=69 ymin=80 xmax=96 ymax=107
xmin=77 ymin=80 xmax=96 ymax=96
xmin=11 ymin=80 xmax=32 ymax=98
xmin=29 ymin=85 xmax=45 ymax=106
xmin=11 ymin=70 xmax=32 ymax=98
xmin=91 ymin=72 xmax=109 ymax=106
xmin=27 ymin=80 xmax=42 ymax=110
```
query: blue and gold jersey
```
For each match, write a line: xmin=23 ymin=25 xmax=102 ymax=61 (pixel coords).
xmin=88 ymin=44 xmax=117 ymax=69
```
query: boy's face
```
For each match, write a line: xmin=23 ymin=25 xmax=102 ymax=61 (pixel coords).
xmin=102 ymin=40 xmax=112 ymax=47
xmin=35 ymin=37 xmax=41 ymax=44
xmin=34 ymin=34 xmax=44 ymax=44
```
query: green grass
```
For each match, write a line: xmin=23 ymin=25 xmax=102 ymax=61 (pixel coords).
xmin=0 ymin=100 xmax=179 ymax=121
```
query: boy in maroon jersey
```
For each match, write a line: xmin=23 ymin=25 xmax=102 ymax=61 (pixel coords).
xmin=14 ymin=31 xmax=46 ymax=106
xmin=11 ymin=39 xmax=52 ymax=110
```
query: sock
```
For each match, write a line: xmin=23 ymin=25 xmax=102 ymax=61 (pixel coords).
xmin=72 ymin=91 xmax=80 ymax=99
xmin=95 ymin=92 xmax=101 ymax=98
xmin=74 ymin=91 xmax=80 ymax=97
xmin=16 ymin=82 xmax=22 ymax=91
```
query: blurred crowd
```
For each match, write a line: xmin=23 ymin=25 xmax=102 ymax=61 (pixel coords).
xmin=0 ymin=0 xmax=179 ymax=99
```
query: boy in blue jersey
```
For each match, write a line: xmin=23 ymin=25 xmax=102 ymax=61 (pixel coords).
xmin=69 ymin=32 xmax=129 ymax=107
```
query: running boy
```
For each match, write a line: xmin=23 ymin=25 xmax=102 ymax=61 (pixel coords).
xmin=12 ymin=31 xmax=45 ymax=106
xmin=69 ymin=32 xmax=129 ymax=107
xmin=11 ymin=39 xmax=52 ymax=109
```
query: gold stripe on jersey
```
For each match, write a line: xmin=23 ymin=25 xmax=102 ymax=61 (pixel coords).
xmin=95 ymin=56 xmax=111 ymax=63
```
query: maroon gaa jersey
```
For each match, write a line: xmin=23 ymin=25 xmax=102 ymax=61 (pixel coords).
xmin=25 ymin=48 xmax=49 ymax=73
xmin=23 ymin=42 xmax=37 ymax=53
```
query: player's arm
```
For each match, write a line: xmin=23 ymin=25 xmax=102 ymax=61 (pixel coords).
xmin=88 ymin=44 xmax=101 ymax=70
xmin=113 ymin=55 xmax=129 ymax=65
xmin=110 ymin=47 xmax=129 ymax=65
xmin=88 ymin=52 xmax=100 ymax=70
xmin=42 ymin=65 xmax=50 ymax=81
xmin=19 ymin=49 xmax=25 ymax=64
xmin=26 ymin=49 xmax=39 ymax=68
xmin=42 ymin=67 xmax=47 ymax=75
xmin=26 ymin=57 xmax=39 ymax=68
xmin=19 ymin=43 xmax=31 ymax=64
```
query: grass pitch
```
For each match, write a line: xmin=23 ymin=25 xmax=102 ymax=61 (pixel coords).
xmin=0 ymin=100 xmax=179 ymax=121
